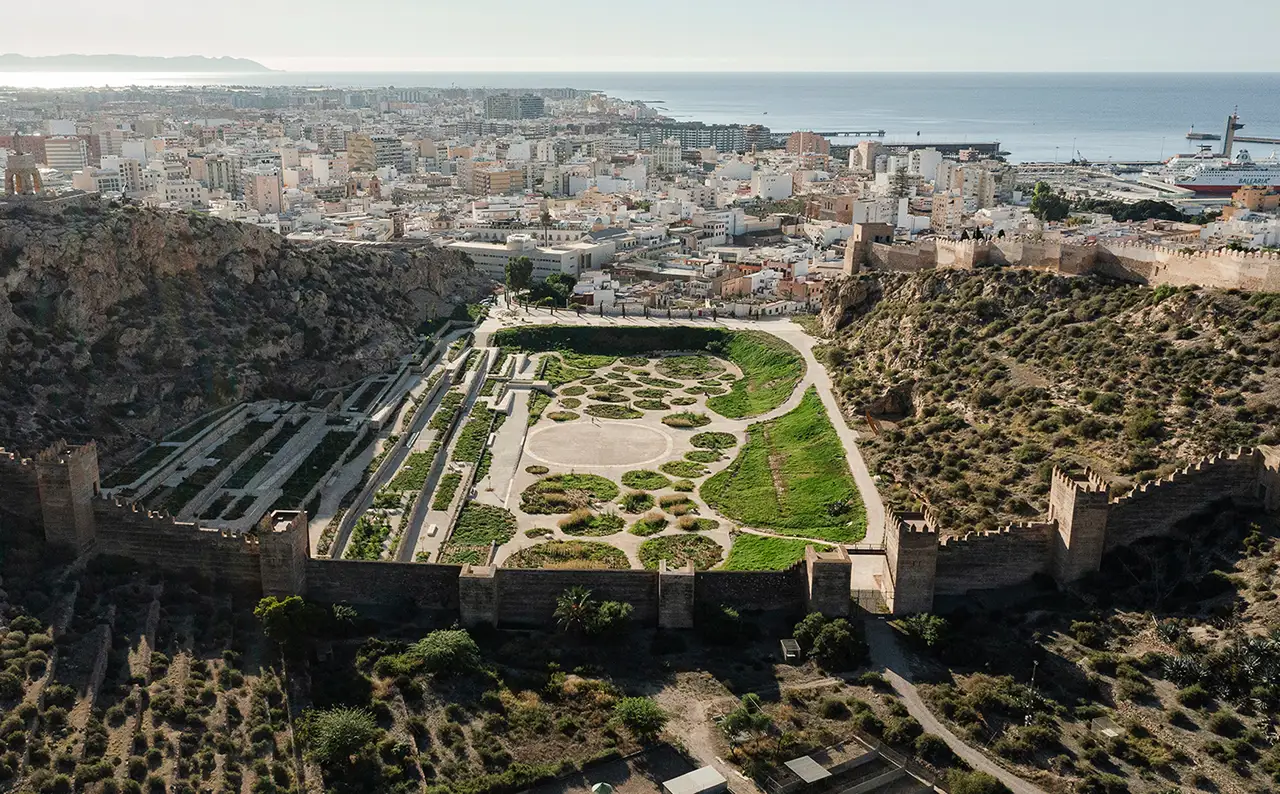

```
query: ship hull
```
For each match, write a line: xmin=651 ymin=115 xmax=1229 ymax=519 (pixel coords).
xmin=1174 ymin=183 xmax=1279 ymax=195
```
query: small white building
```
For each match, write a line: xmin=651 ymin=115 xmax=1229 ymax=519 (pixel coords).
xmin=751 ymin=172 xmax=792 ymax=201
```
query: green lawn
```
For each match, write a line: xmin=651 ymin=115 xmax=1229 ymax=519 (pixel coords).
xmin=702 ymin=388 xmax=865 ymax=543
xmin=705 ymin=330 xmax=805 ymax=419
xmin=450 ymin=503 xmax=517 ymax=545
xmin=490 ymin=326 xmax=804 ymax=419
xmin=388 ymin=451 xmax=434 ymax=492
xmin=723 ymin=534 xmax=830 ymax=571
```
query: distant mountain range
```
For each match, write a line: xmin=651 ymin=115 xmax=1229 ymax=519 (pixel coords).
xmin=0 ymin=54 xmax=275 ymax=72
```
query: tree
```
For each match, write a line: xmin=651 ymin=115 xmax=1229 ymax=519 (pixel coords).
xmin=895 ymin=613 xmax=949 ymax=650
xmin=947 ymin=770 xmax=1010 ymax=794
xmin=721 ymin=693 xmax=772 ymax=740
xmin=810 ymin=619 xmax=867 ymax=671
xmin=553 ymin=587 xmax=634 ymax=639
xmin=792 ymin=613 xmax=828 ymax=653
xmin=505 ymin=255 xmax=533 ymax=301
xmin=539 ymin=208 xmax=553 ymax=245
xmin=1029 ymin=182 xmax=1070 ymax=222
xmin=305 ymin=707 xmax=381 ymax=768
xmin=410 ymin=629 xmax=481 ymax=676
xmin=613 ymin=697 xmax=667 ymax=743
xmin=554 ymin=586 xmax=595 ymax=634
xmin=254 ymin=596 xmax=325 ymax=649
xmin=890 ymin=166 xmax=912 ymax=199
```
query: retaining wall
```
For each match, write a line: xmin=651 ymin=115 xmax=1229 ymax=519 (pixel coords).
xmin=694 ymin=568 xmax=807 ymax=613
xmin=493 ymin=569 xmax=659 ymax=628
xmin=305 ymin=558 xmax=461 ymax=611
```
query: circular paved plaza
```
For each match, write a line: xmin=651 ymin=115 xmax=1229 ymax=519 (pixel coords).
xmin=524 ymin=420 xmax=673 ymax=468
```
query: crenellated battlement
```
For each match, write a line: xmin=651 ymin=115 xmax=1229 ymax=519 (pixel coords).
xmin=851 ymin=231 xmax=1280 ymax=290
xmin=7 ymin=433 xmax=1276 ymax=623
xmin=35 ymin=439 xmax=99 ymax=465
xmin=938 ymin=521 xmax=1056 ymax=547
xmin=917 ymin=506 xmax=943 ymax=534
xmin=1052 ymin=466 xmax=1108 ymax=495
xmin=880 ymin=446 xmax=1275 ymax=613
xmin=1111 ymin=447 xmax=1258 ymax=504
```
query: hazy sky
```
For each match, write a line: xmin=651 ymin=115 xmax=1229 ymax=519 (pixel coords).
xmin=7 ymin=0 xmax=1280 ymax=72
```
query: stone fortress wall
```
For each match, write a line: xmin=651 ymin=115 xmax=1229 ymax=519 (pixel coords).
xmin=1 ymin=441 xmax=851 ymax=628
xmin=881 ymin=447 xmax=1280 ymax=615
xmin=6 ymin=440 xmax=1278 ymax=624
xmin=855 ymin=232 xmax=1280 ymax=291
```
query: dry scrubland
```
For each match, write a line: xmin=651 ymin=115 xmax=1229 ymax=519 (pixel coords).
xmin=895 ymin=505 xmax=1280 ymax=794
xmin=820 ymin=271 xmax=1280 ymax=533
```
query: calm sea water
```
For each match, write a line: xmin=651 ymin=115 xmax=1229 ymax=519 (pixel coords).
xmin=4 ymin=71 xmax=1279 ymax=163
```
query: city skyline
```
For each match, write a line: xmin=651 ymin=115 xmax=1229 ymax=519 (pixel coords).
xmin=3 ymin=0 xmax=1280 ymax=73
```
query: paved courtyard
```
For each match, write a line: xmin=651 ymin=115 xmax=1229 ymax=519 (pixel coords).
xmin=525 ymin=421 xmax=674 ymax=468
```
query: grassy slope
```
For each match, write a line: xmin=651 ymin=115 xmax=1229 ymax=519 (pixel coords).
xmin=723 ymin=534 xmax=830 ymax=571
xmin=702 ymin=388 xmax=866 ymax=543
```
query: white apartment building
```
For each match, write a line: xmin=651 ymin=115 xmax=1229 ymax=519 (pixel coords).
xmin=99 ymin=157 xmax=143 ymax=193
xmin=158 ymin=179 xmax=210 ymax=208
xmin=71 ymin=168 xmax=124 ymax=194
xmin=751 ymin=172 xmax=792 ymax=201
xmin=960 ymin=166 xmax=996 ymax=210
xmin=909 ymin=148 xmax=943 ymax=179
xmin=652 ymin=139 xmax=682 ymax=172
xmin=447 ymin=234 xmax=613 ymax=281
xmin=935 ymin=160 xmax=961 ymax=191
xmin=44 ymin=136 xmax=88 ymax=174
xmin=98 ymin=129 xmax=125 ymax=158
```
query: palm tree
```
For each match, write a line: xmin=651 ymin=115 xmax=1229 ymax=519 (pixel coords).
xmin=554 ymin=586 xmax=595 ymax=634
xmin=540 ymin=208 xmax=553 ymax=246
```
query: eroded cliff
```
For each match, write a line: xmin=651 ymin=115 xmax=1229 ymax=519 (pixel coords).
xmin=0 ymin=203 xmax=489 ymax=459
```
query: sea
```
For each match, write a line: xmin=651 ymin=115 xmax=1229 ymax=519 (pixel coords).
xmin=3 ymin=71 xmax=1279 ymax=164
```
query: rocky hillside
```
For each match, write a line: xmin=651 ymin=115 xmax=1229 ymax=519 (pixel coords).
xmin=0 ymin=203 xmax=489 ymax=460
xmin=819 ymin=270 xmax=1280 ymax=533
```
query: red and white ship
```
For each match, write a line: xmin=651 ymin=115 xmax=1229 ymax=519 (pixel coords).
xmin=1167 ymin=150 xmax=1280 ymax=195
xmin=1164 ymin=111 xmax=1280 ymax=194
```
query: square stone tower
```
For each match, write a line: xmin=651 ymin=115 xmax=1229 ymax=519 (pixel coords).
xmin=35 ymin=441 xmax=100 ymax=554
xmin=882 ymin=511 xmax=938 ymax=616
xmin=805 ymin=545 xmax=852 ymax=617
xmin=1048 ymin=468 xmax=1111 ymax=583
xmin=257 ymin=511 xmax=310 ymax=597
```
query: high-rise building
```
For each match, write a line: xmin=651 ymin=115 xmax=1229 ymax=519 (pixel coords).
xmin=786 ymin=131 xmax=830 ymax=156
xmin=485 ymin=93 xmax=546 ymax=120
xmin=959 ymin=166 xmax=996 ymax=210
xmin=931 ymin=190 xmax=965 ymax=234
xmin=44 ymin=136 xmax=89 ymax=174
xmin=517 ymin=94 xmax=545 ymax=119
xmin=346 ymin=133 xmax=401 ymax=171
xmin=242 ymin=165 xmax=283 ymax=215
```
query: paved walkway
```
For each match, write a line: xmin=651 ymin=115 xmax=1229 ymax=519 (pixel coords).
xmin=864 ymin=620 xmax=1048 ymax=794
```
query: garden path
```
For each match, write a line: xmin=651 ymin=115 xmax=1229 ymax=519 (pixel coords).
xmin=865 ymin=620 xmax=1049 ymax=794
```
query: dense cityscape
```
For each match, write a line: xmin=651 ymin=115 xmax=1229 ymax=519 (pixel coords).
xmin=3 ymin=83 xmax=1275 ymax=317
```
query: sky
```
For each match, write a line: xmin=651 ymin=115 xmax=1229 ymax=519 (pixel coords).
xmin=5 ymin=0 xmax=1280 ymax=72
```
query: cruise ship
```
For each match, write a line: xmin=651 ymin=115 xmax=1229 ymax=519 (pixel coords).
xmin=1166 ymin=150 xmax=1280 ymax=194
